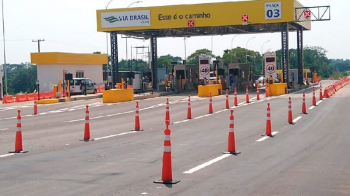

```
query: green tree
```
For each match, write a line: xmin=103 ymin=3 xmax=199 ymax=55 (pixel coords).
xmin=187 ymin=49 xmax=215 ymax=66
xmin=4 ymin=63 xmax=37 ymax=95
xmin=222 ymin=47 xmax=262 ymax=74
xmin=157 ymin=55 xmax=182 ymax=68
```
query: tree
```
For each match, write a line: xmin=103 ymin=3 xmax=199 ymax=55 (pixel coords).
xmin=187 ymin=49 xmax=215 ymax=66
xmin=222 ymin=47 xmax=262 ymax=74
xmin=3 ymin=63 xmax=37 ymax=95
xmin=157 ymin=55 xmax=182 ymax=68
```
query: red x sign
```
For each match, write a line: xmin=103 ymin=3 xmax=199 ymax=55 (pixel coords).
xmin=188 ymin=20 xmax=194 ymax=27
xmin=242 ymin=15 xmax=248 ymax=22
xmin=304 ymin=10 xmax=311 ymax=18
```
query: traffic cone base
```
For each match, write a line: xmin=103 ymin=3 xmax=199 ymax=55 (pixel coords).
xmin=153 ymin=179 xmax=180 ymax=184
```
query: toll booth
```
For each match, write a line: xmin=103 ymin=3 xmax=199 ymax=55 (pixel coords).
xmin=228 ymin=63 xmax=251 ymax=91
xmin=174 ymin=64 xmax=198 ymax=91
xmin=289 ymin=69 xmax=299 ymax=89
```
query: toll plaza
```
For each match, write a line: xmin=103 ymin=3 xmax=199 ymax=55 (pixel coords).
xmin=96 ymin=0 xmax=330 ymax=100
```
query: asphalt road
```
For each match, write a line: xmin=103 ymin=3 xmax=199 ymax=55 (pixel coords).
xmin=0 ymin=80 xmax=349 ymax=196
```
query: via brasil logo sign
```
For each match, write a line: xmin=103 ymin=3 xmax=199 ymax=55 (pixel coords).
xmin=104 ymin=16 xmax=120 ymax=23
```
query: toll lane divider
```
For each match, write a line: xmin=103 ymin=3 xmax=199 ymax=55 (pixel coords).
xmin=2 ymin=92 xmax=54 ymax=104
xmin=323 ymin=77 xmax=350 ymax=98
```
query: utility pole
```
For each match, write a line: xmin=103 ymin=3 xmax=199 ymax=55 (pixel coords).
xmin=32 ymin=39 xmax=45 ymax=53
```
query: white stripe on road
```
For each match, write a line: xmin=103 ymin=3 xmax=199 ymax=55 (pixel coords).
xmin=94 ymin=131 xmax=137 ymax=141
xmin=173 ymin=119 xmax=190 ymax=124
xmin=309 ymin=106 xmax=316 ymax=110
xmin=0 ymin=153 xmax=15 ymax=158
xmin=0 ymin=128 xmax=9 ymax=131
xmin=293 ymin=116 xmax=302 ymax=123
xmin=194 ymin=114 xmax=212 ymax=120
xmin=256 ymin=132 xmax=278 ymax=142
xmin=183 ymin=154 xmax=231 ymax=174
xmin=316 ymin=100 xmax=323 ymax=105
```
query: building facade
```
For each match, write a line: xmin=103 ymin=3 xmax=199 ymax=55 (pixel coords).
xmin=31 ymin=52 xmax=108 ymax=92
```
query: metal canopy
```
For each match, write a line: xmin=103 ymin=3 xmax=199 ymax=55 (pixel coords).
xmin=116 ymin=22 xmax=306 ymax=39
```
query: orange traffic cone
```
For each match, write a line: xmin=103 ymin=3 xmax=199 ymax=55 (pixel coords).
xmin=312 ymin=87 xmax=317 ymax=106
xmin=246 ymin=86 xmax=250 ymax=103
xmin=9 ymin=110 xmax=28 ymax=153
xmin=225 ymin=90 xmax=229 ymax=109
xmin=223 ymin=110 xmax=240 ymax=155
xmin=266 ymin=103 xmax=272 ymax=136
xmin=234 ymin=87 xmax=238 ymax=107
xmin=302 ymin=91 xmax=307 ymax=114
xmin=256 ymin=85 xmax=260 ymax=100
xmin=265 ymin=85 xmax=269 ymax=98
xmin=83 ymin=105 xmax=91 ymax=141
xmin=133 ymin=101 xmax=143 ymax=131
xmin=34 ymin=101 xmax=38 ymax=115
xmin=320 ymin=83 xmax=323 ymax=100
xmin=187 ymin=95 xmax=192 ymax=119
xmin=209 ymin=93 xmax=213 ymax=114
xmin=165 ymin=98 xmax=170 ymax=124
xmin=154 ymin=124 xmax=180 ymax=184
xmin=288 ymin=97 xmax=293 ymax=124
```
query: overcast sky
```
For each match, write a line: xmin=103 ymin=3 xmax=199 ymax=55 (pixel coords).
xmin=0 ymin=0 xmax=347 ymax=64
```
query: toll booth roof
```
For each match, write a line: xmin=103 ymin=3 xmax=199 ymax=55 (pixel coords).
xmin=97 ymin=0 xmax=311 ymax=38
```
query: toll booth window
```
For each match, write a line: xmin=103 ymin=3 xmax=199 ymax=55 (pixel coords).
xmin=266 ymin=57 xmax=275 ymax=62
xmin=200 ymin=60 xmax=209 ymax=64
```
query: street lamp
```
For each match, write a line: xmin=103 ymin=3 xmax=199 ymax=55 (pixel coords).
xmin=105 ymin=0 xmax=114 ymax=56
xmin=128 ymin=1 xmax=142 ymax=8
xmin=246 ymin=37 xmax=255 ymax=63
xmin=36 ymin=80 xmax=40 ymax=100
xmin=1 ymin=0 xmax=7 ymax=95
xmin=230 ymin=35 xmax=239 ymax=63
xmin=261 ymin=40 xmax=270 ymax=75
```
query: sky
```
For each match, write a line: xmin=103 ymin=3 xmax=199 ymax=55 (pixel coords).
xmin=0 ymin=0 xmax=348 ymax=64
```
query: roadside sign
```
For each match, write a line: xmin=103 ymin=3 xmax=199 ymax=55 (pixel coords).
xmin=264 ymin=52 xmax=277 ymax=78
xmin=199 ymin=64 xmax=210 ymax=79
xmin=266 ymin=64 xmax=276 ymax=75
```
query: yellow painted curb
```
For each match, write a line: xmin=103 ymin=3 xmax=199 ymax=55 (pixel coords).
xmin=36 ymin=99 xmax=59 ymax=104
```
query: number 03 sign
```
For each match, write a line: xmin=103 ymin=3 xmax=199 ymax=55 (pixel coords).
xmin=265 ymin=2 xmax=282 ymax=20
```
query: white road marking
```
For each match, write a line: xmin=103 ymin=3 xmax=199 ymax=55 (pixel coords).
xmin=0 ymin=128 xmax=9 ymax=131
xmin=0 ymin=153 xmax=15 ymax=158
xmin=309 ymin=106 xmax=316 ymax=110
xmin=256 ymin=132 xmax=278 ymax=142
xmin=141 ymin=193 xmax=148 ymax=195
xmin=316 ymin=100 xmax=323 ymax=105
xmin=293 ymin=116 xmax=302 ymax=123
xmin=173 ymin=119 xmax=190 ymax=124
xmin=94 ymin=131 xmax=137 ymax=141
xmin=183 ymin=154 xmax=231 ymax=174
xmin=66 ymin=118 xmax=85 ymax=123
xmin=214 ymin=109 xmax=227 ymax=114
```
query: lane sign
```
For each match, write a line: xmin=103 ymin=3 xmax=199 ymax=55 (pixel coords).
xmin=265 ymin=2 xmax=282 ymax=20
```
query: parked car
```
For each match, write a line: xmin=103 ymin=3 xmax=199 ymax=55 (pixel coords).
xmin=69 ymin=78 xmax=97 ymax=95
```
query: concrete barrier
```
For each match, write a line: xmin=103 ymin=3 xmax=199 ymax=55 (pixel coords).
xmin=198 ymin=84 xmax=222 ymax=97
xmin=36 ymin=99 xmax=59 ymax=104
xmin=102 ymin=89 xmax=134 ymax=103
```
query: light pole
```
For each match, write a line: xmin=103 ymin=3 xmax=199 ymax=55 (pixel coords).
xmin=184 ymin=37 xmax=187 ymax=61
xmin=128 ymin=1 xmax=142 ymax=8
xmin=1 ymin=0 xmax=7 ymax=95
xmin=261 ymin=40 xmax=270 ymax=75
xmin=246 ymin=37 xmax=255 ymax=64
xmin=32 ymin=39 xmax=45 ymax=52
xmin=105 ymin=0 xmax=114 ymax=56
xmin=230 ymin=35 xmax=239 ymax=63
